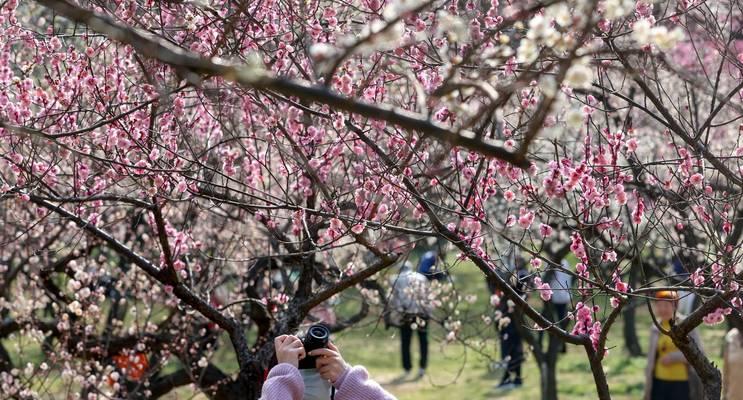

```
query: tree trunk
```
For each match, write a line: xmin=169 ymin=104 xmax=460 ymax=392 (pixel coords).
xmin=585 ymin=342 xmax=612 ymax=400
xmin=671 ymin=328 xmax=722 ymax=400
xmin=522 ymin=302 xmax=560 ymax=400
xmin=541 ymin=359 xmax=558 ymax=400
xmin=624 ymin=259 xmax=643 ymax=356
xmin=541 ymin=334 xmax=561 ymax=400
xmin=0 ymin=342 xmax=11 ymax=373
xmin=229 ymin=367 xmax=264 ymax=400
xmin=623 ymin=301 xmax=643 ymax=356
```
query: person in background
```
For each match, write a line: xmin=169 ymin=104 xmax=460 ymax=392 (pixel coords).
xmin=671 ymin=257 xmax=696 ymax=315
xmin=544 ymin=259 xmax=573 ymax=353
xmin=417 ymin=248 xmax=449 ymax=282
xmin=307 ymin=300 xmax=337 ymax=327
xmin=489 ymin=255 xmax=528 ymax=390
xmin=644 ymin=290 xmax=704 ymax=400
xmin=261 ymin=335 xmax=396 ymax=400
xmin=723 ymin=315 xmax=743 ymax=400
xmin=388 ymin=261 xmax=432 ymax=380
xmin=417 ymin=250 xmax=437 ymax=280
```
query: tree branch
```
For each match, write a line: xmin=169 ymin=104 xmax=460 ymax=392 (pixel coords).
xmin=34 ymin=0 xmax=528 ymax=168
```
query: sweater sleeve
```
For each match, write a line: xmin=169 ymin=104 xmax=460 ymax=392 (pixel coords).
xmin=643 ymin=329 xmax=658 ymax=400
xmin=333 ymin=365 xmax=397 ymax=400
xmin=260 ymin=363 xmax=304 ymax=400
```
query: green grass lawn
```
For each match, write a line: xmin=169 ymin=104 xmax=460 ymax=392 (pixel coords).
xmin=327 ymin=259 xmax=727 ymax=400
xmin=5 ymin=257 xmax=727 ymax=399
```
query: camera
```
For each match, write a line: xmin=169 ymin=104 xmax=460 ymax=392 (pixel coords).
xmin=298 ymin=324 xmax=330 ymax=369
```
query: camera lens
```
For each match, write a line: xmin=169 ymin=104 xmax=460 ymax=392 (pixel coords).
xmin=308 ymin=325 xmax=329 ymax=341
xmin=298 ymin=324 xmax=330 ymax=369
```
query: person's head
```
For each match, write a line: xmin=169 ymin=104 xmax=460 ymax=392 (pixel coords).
xmin=514 ymin=254 xmax=526 ymax=269
xmin=399 ymin=260 xmax=413 ymax=272
xmin=652 ymin=290 xmax=678 ymax=321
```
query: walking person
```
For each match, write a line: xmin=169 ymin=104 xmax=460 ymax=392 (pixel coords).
xmin=489 ymin=255 xmax=529 ymax=390
xmin=387 ymin=261 xmax=432 ymax=380
xmin=644 ymin=290 xmax=704 ymax=400
xmin=540 ymin=259 xmax=573 ymax=352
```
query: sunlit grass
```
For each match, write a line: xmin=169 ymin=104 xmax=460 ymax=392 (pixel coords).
xmin=6 ymin=257 xmax=727 ymax=399
xmin=328 ymin=259 xmax=725 ymax=400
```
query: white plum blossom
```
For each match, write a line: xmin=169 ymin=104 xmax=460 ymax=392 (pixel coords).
xmin=603 ymin=0 xmax=635 ymax=19
xmin=650 ymin=26 xmax=685 ymax=51
xmin=67 ymin=301 xmax=83 ymax=316
xmin=632 ymin=19 xmax=653 ymax=43
xmin=309 ymin=43 xmax=337 ymax=61
xmin=526 ymin=14 xmax=560 ymax=47
xmin=382 ymin=0 xmax=425 ymax=20
xmin=540 ymin=76 xmax=558 ymax=98
xmin=632 ymin=19 xmax=685 ymax=51
xmin=547 ymin=3 xmax=572 ymax=27
xmin=436 ymin=11 xmax=468 ymax=42
xmin=565 ymin=59 xmax=593 ymax=89
xmin=566 ymin=108 xmax=585 ymax=129
xmin=356 ymin=20 xmax=405 ymax=53
xmin=517 ymin=39 xmax=539 ymax=64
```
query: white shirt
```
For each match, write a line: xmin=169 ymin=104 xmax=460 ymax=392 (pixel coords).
xmin=389 ymin=269 xmax=431 ymax=317
xmin=549 ymin=264 xmax=572 ymax=305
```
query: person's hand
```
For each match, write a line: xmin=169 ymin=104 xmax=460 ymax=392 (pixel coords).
xmin=660 ymin=351 xmax=686 ymax=365
xmin=310 ymin=341 xmax=350 ymax=384
xmin=274 ymin=335 xmax=306 ymax=368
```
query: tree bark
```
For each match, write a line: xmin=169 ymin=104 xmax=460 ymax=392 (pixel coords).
xmin=623 ymin=258 xmax=643 ymax=356
xmin=622 ymin=302 xmax=643 ymax=356
xmin=542 ymin=334 xmax=561 ymax=400
xmin=671 ymin=327 xmax=722 ymax=400
xmin=585 ymin=342 xmax=612 ymax=400
xmin=517 ymin=304 xmax=560 ymax=400
xmin=0 ymin=342 xmax=11 ymax=373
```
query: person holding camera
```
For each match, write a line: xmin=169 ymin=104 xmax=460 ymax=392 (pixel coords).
xmin=261 ymin=333 xmax=395 ymax=400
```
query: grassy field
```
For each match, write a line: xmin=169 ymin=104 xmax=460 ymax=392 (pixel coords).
xmin=114 ymin=259 xmax=730 ymax=399
xmin=325 ymin=259 xmax=727 ymax=400
xmin=4 ymin=257 xmax=727 ymax=399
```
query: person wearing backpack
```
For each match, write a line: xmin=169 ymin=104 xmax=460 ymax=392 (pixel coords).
xmin=387 ymin=261 xmax=432 ymax=380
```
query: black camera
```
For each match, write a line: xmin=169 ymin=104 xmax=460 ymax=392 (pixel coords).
xmin=297 ymin=324 xmax=330 ymax=369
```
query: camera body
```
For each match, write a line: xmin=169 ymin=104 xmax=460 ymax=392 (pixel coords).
xmin=297 ymin=324 xmax=330 ymax=369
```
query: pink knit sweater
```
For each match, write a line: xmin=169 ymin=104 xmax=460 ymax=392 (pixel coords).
xmin=261 ymin=363 xmax=397 ymax=400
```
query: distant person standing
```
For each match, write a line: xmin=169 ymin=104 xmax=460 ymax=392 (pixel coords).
xmin=672 ymin=257 xmax=696 ymax=315
xmin=489 ymin=256 xmax=528 ymax=390
xmin=542 ymin=259 xmax=573 ymax=352
xmin=644 ymin=290 xmax=704 ymax=400
xmin=387 ymin=261 xmax=432 ymax=380
xmin=417 ymin=250 xmax=437 ymax=279
xmin=724 ymin=324 xmax=743 ymax=400
xmin=549 ymin=260 xmax=573 ymax=323
xmin=417 ymin=249 xmax=448 ymax=282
